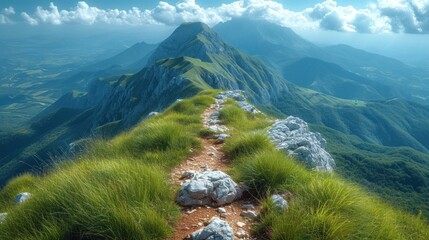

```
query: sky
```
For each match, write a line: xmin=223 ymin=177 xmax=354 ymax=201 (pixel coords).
xmin=0 ymin=0 xmax=428 ymax=65
xmin=1 ymin=0 xmax=428 ymax=34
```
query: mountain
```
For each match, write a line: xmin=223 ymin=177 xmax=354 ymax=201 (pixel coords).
xmin=2 ymin=21 xmax=429 ymax=221
xmin=214 ymin=18 xmax=429 ymax=105
xmin=283 ymin=57 xmax=398 ymax=100
xmin=213 ymin=18 xmax=323 ymax=69
xmin=0 ymin=22 xmax=288 ymax=185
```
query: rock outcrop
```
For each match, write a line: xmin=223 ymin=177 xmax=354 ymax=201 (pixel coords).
xmin=268 ymin=116 xmax=335 ymax=172
xmin=176 ymin=170 xmax=242 ymax=207
xmin=15 ymin=192 xmax=31 ymax=204
xmin=191 ymin=217 xmax=234 ymax=240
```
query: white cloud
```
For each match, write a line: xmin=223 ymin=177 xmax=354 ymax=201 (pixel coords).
xmin=21 ymin=12 xmax=39 ymax=25
xmin=0 ymin=6 xmax=15 ymax=24
xmin=378 ymin=0 xmax=429 ymax=33
xmin=17 ymin=0 xmax=429 ymax=34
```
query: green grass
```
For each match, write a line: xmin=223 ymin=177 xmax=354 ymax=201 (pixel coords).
xmin=0 ymin=92 xmax=216 ymax=239
xmin=220 ymin=102 xmax=429 ymax=239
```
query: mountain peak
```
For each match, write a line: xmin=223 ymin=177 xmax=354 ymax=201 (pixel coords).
xmin=176 ymin=22 xmax=212 ymax=35
xmin=147 ymin=22 xmax=223 ymax=65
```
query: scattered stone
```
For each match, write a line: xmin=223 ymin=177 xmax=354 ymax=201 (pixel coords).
xmin=15 ymin=192 xmax=31 ymax=204
xmin=180 ymin=171 xmax=195 ymax=180
xmin=241 ymin=204 xmax=255 ymax=210
xmin=235 ymin=230 xmax=248 ymax=238
xmin=271 ymin=194 xmax=288 ymax=210
xmin=240 ymin=210 xmax=258 ymax=220
xmin=209 ymin=125 xmax=229 ymax=133
xmin=186 ymin=209 xmax=197 ymax=214
xmin=191 ymin=217 xmax=234 ymax=240
xmin=217 ymin=208 xmax=227 ymax=214
xmin=148 ymin=111 xmax=159 ymax=117
xmin=177 ymin=170 xmax=243 ymax=207
xmin=0 ymin=213 xmax=7 ymax=223
xmin=208 ymin=152 xmax=216 ymax=156
xmin=236 ymin=222 xmax=246 ymax=228
xmin=268 ymin=116 xmax=335 ymax=172
xmin=215 ymin=133 xmax=230 ymax=143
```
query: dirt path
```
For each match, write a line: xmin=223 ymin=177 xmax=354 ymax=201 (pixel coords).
xmin=169 ymin=105 xmax=260 ymax=240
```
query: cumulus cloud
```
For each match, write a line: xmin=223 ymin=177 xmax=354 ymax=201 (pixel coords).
xmin=378 ymin=0 xmax=429 ymax=33
xmin=16 ymin=0 xmax=429 ymax=34
xmin=0 ymin=6 xmax=15 ymax=24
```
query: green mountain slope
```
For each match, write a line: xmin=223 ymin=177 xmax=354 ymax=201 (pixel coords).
xmin=283 ymin=57 xmax=398 ymax=100
xmin=1 ymin=92 xmax=428 ymax=239
xmin=2 ymin=22 xmax=429 ymax=222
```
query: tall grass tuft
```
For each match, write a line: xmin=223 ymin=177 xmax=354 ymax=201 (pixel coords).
xmin=0 ymin=160 xmax=178 ymax=240
xmin=223 ymin=133 xmax=273 ymax=160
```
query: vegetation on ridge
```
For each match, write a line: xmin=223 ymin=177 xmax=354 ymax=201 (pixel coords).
xmin=0 ymin=91 xmax=216 ymax=239
xmin=219 ymin=99 xmax=429 ymax=239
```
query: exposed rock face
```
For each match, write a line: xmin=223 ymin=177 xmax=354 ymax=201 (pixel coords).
xmin=268 ymin=116 xmax=335 ymax=172
xmin=271 ymin=194 xmax=288 ymax=210
xmin=15 ymin=192 xmax=31 ymax=204
xmin=176 ymin=170 xmax=242 ymax=207
xmin=191 ymin=217 xmax=234 ymax=240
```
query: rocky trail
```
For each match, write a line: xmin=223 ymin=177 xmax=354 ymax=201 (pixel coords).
xmin=169 ymin=93 xmax=260 ymax=240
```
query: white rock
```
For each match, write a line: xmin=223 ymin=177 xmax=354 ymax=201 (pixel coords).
xmin=271 ymin=194 xmax=288 ymax=210
xmin=240 ymin=210 xmax=258 ymax=220
xmin=191 ymin=217 xmax=234 ymax=240
xmin=176 ymin=170 xmax=242 ymax=207
xmin=15 ymin=192 xmax=31 ymax=204
xmin=218 ymin=208 xmax=227 ymax=214
xmin=268 ymin=116 xmax=335 ymax=172
xmin=235 ymin=230 xmax=248 ymax=238
xmin=236 ymin=222 xmax=246 ymax=228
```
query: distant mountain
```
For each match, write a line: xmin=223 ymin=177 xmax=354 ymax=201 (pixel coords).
xmin=215 ymin=18 xmax=429 ymax=105
xmin=214 ymin=18 xmax=323 ymax=68
xmin=283 ymin=57 xmax=398 ymax=100
xmin=82 ymin=41 xmax=157 ymax=72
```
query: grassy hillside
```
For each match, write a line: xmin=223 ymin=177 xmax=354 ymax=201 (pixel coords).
xmin=0 ymin=91 xmax=428 ymax=239
xmin=0 ymin=90 xmax=216 ymax=239
xmin=218 ymin=100 xmax=429 ymax=239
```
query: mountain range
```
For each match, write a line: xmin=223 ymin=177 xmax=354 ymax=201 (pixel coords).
xmin=1 ymin=19 xmax=429 ymax=218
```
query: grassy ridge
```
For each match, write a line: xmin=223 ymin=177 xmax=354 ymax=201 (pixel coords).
xmin=219 ymin=100 xmax=429 ymax=239
xmin=0 ymin=91 xmax=216 ymax=239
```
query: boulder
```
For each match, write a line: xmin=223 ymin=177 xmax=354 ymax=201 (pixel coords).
xmin=15 ymin=192 xmax=31 ymax=204
xmin=191 ymin=217 xmax=233 ymax=240
xmin=177 ymin=170 xmax=242 ymax=207
xmin=268 ymin=116 xmax=335 ymax=172
xmin=271 ymin=194 xmax=288 ymax=210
